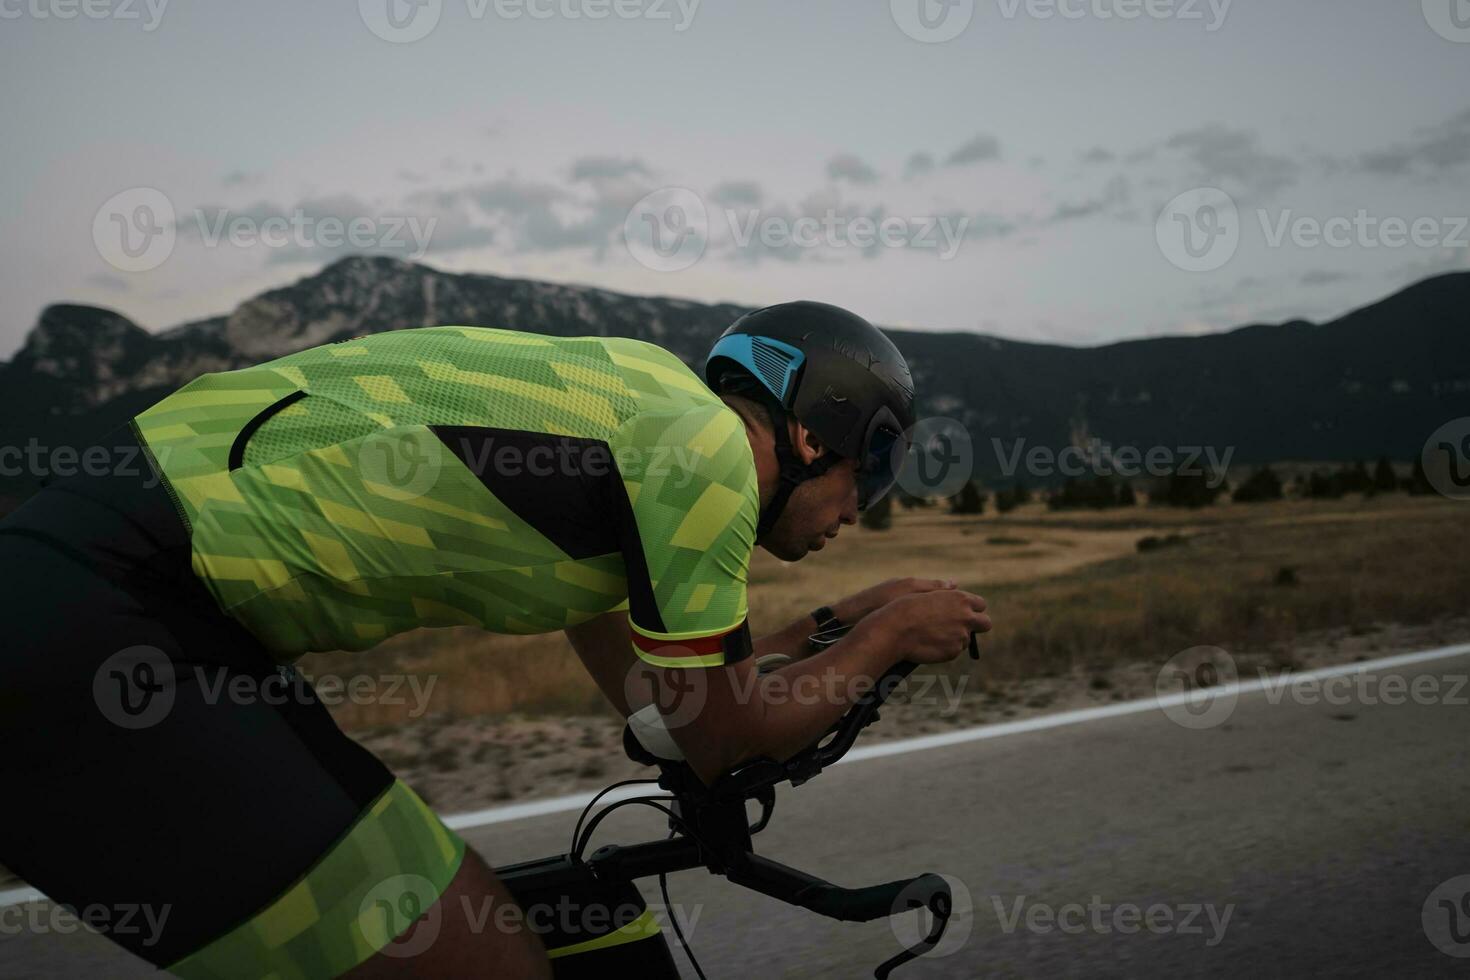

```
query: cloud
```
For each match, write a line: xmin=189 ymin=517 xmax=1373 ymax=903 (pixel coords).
xmin=905 ymin=152 xmax=935 ymax=179
xmin=570 ymin=156 xmax=652 ymax=181
xmin=1046 ymin=175 xmax=1130 ymax=223
xmin=1358 ymin=107 xmax=1470 ymax=177
xmin=1079 ymin=146 xmax=1115 ymax=164
xmin=221 ymin=170 xmax=263 ymax=187
xmin=1386 ymin=245 xmax=1470 ymax=283
xmin=1163 ymin=124 xmax=1299 ymax=195
xmin=826 ymin=153 xmax=880 ymax=184
xmin=397 ymin=170 xmax=427 ymax=183
xmin=946 ymin=133 xmax=1002 ymax=166
xmin=85 ymin=272 xmax=130 ymax=292
xmin=414 ymin=174 xmax=642 ymax=256
xmin=1300 ymin=269 xmax=1357 ymax=286
xmin=709 ymin=180 xmax=762 ymax=206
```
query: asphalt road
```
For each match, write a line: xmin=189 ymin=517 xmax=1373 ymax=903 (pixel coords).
xmin=4 ymin=650 xmax=1468 ymax=978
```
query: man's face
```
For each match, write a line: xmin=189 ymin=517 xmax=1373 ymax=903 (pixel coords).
xmin=760 ymin=454 xmax=861 ymax=561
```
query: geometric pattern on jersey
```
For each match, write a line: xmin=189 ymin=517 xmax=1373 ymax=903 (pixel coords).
xmin=165 ymin=780 xmax=466 ymax=980
xmin=132 ymin=327 xmax=758 ymax=666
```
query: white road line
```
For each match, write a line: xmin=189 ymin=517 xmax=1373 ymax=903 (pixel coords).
xmin=4 ymin=640 xmax=1468 ymax=912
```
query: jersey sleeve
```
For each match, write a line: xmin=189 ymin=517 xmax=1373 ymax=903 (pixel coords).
xmin=612 ymin=404 xmax=759 ymax=668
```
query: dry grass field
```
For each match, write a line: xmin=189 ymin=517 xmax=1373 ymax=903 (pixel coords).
xmin=302 ymin=491 xmax=1470 ymax=732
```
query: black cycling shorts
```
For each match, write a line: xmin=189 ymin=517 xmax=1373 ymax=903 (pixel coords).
xmin=0 ymin=425 xmax=465 ymax=975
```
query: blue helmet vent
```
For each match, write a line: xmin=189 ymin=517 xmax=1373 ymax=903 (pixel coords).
xmin=706 ymin=333 xmax=806 ymax=406
xmin=750 ymin=339 xmax=796 ymax=400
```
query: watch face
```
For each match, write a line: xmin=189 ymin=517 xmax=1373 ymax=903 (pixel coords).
xmin=807 ymin=623 xmax=854 ymax=650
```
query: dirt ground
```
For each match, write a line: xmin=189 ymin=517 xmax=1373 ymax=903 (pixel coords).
xmin=355 ymin=613 xmax=1470 ymax=816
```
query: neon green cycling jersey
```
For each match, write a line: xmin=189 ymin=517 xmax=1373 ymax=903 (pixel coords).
xmin=132 ymin=326 xmax=758 ymax=667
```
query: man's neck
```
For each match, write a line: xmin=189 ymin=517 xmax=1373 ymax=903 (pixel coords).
xmin=719 ymin=393 xmax=778 ymax=511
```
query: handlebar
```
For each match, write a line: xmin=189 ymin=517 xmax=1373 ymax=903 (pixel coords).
xmin=601 ymin=648 xmax=958 ymax=977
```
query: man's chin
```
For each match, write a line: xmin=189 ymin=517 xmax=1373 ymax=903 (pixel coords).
xmin=760 ymin=539 xmax=811 ymax=562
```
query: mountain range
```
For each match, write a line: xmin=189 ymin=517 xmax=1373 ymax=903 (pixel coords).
xmin=2 ymin=256 xmax=1467 ymax=503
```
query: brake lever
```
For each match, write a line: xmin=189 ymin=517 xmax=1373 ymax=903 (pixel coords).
xmin=874 ymin=879 xmax=952 ymax=979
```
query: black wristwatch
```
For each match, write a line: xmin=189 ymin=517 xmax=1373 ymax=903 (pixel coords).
xmin=810 ymin=605 xmax=842 ymax=631
xmin=807 ymin=605 xmax=845 ymax=651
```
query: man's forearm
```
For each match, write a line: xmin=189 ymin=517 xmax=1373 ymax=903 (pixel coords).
xmin=753 ymin=611 xmax=821 ymax=659
xmin=732 ymin=619 xmax=902 ymax=769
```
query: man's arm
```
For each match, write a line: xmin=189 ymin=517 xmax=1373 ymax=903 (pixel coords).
xmin=564 ymin=611 xmax=639 ymax=717
xmin=752 ymin=577 xmax=959 ymax=660
xmin=654 ymin=588 xmax=990 ymax=785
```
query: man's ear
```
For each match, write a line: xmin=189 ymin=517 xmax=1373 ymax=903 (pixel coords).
xmin=789 ymin=417 xmax=826 ymax=464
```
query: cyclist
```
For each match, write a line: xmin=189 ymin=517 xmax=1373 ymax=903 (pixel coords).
xmin=0 ymin=300 xmax=991 ymax=978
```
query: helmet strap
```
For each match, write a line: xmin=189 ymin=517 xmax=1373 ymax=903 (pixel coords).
xmin=757 ymin=408 xmax=842 ymax=538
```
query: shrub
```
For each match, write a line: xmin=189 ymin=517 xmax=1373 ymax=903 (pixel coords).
xmin=1049 ymin=475 xmax=1126 ymax=510
xmin=1153 ymin=469 xmax=1224 ymax=508
xmin=1233 ymin=465 xmax=1283 ymax=503
xmin=949 ymin=481 xmax=988 ymax=515
xmin=1372 ymin=456 xmax=1398 ymax=493
xmin=861 ymin=492 xmax=894 ymax=529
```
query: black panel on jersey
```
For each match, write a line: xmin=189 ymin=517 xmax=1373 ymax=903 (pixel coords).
xmin=431 ymin=426 xmax=669 ymax=633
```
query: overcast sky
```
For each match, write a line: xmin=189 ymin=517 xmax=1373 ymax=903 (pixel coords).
xmin=1 ymin=0 xmax=1467 ymax=358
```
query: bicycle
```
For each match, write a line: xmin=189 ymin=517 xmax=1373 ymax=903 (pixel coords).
xmin=492 ymin=625 xmax=969 ymax=978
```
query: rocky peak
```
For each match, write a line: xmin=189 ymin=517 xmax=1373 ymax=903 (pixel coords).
xmin=12 ymin=305 xmax=154 ymax=389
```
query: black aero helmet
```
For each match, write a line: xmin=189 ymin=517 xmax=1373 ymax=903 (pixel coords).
xmin=704 ymin=301 xmax=916 ymax=534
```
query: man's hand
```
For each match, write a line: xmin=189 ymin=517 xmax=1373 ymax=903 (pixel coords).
xmin=855 ymin=589 xmax=991 ymax=664
xmin=829 ymin=577 xmax=958 ymax=625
